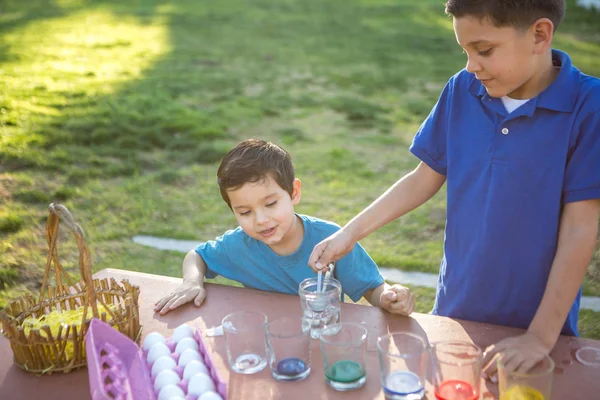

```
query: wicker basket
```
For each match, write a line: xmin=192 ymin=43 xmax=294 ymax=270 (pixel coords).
xmin=0 ymin=203 xmax=142 ymax=374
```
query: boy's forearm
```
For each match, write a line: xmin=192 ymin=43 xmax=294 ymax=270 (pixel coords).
xmin=182 ymin=250 xmax=207 ymax=286
xmin=364 ymin=283 xmax=388 ymax=308
xmin=528 ymin=200 xmax=600 ymax=348
xmin=344 ymin=162 xmax=445 ymax=242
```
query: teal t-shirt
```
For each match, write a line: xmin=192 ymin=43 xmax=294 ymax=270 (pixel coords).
xmin=195 ymin=214 xmax=384 ymax=302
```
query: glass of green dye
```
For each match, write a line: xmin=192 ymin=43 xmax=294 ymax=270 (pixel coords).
xmin=319 ymin=323 xmax=368 ymax=391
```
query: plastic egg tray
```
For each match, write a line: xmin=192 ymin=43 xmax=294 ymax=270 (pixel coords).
xmin=86 ymin=319 xmax=227 ymax=400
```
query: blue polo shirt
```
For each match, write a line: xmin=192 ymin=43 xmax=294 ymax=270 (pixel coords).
xmin=410 ymin=49 xmax=600 ymax=336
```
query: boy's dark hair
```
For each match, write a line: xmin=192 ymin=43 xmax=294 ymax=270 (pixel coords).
xmin=217 ymin=139 xmax=295 ymax=209
xmin=445 ymin=0 xmax=565 ymax=32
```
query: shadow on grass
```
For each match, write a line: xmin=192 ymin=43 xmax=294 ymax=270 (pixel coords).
xmin=0 ymin=0 xmax=463 ymax=178
xmin=2 ymin=0 xmax=598 ymax=179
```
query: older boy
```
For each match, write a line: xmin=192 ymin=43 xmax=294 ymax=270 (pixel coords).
xmin=154 ymin=139 xmax=415 ymax=316
xmin=309 ymin=0 xmax=600 ymax=376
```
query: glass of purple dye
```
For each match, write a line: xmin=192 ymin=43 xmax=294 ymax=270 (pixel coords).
xmin=266 ymin=316 xmax=311 ymax=381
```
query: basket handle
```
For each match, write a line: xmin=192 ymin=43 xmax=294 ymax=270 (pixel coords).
xmin=38 ymin=203 xmax=99 ymax=319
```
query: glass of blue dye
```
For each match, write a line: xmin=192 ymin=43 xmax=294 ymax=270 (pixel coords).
xmin=266 ymin=316 xmax=311 ymax=381
xmin=377 ymin=332 xmax=429 ymax=400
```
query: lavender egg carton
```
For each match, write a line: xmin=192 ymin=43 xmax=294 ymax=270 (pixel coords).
xmin=86 ymin=318 xmax=227 ymax=400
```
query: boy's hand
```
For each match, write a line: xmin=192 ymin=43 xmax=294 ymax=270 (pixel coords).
xmin=481 ymin=332 xmax=552 ymax=381
xmin=379 ymin=284 xmax=415 ymax=316
xmin=308 ymin=228 xmax=356 ymax=272
xmin=153 ymin=280 xmax=206 ymax=315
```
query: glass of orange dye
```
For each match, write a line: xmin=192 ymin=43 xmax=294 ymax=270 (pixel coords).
xmin=431 ymin=341 xmax=482 ymax=400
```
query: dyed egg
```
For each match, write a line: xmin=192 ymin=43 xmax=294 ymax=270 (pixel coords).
xmin=147 ymin=342 xmax=171 ymax=365
xmin=183 ymin=360 xmax=209 ymax=380
xmin=199 ymin=392 xmax=223 ymax=400
xmin=172 ymin=323 xmax=194 ymax=343
xmin=153 ymin=369 xmax=181 ymax=392
xmin=151 ymin=356 xmax=177 ymax=378
xmin=143 ymin=332 xmax=167 ymax=351
xmin=157 ymin=384 xmax=185 ymax=400
xmin=187 ymin=372 xmax=216 ymax=396
xmin=174 ymin=337 xmax=199 ymax=354
xmin=178 ymin=348 xmax=202 ymax=367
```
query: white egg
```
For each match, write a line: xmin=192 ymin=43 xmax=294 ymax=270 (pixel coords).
xmin=183 ymin=359 xmax=209 ymax=380
xmin=151 ymin=356 xmax=177 ymax=378
xmin=178 ymin=348 xmax=202 ymax=367
xmin=147 ymin=342 xmax=171 ymax=365
xmin=199 ymin=392 xmax=223 ymax=400
xmin=143 ymin=332 xmax=167 ymax=351
xmin=172 ymin=323 xmax=195 ymax=343
xmin=157 ymin=384 xmax=184 ymax=400
xmin=174 ymin=337 xmax=199 ymax=354
xmin=153 ymin=369 xmax=181 ymax=393
xmin=187 ymin=372 xmax=216 ymax=396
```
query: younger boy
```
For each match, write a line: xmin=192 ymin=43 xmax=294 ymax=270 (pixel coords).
xmin=154 ymin=139 xmax=415 ymax=316
xmin=309 ymin=0 xmax=600 ymax=376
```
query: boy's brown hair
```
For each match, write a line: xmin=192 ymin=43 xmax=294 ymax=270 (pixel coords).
xmin=445 ymin=0 xmax=565 ymax=32
xmin=217 ymin=139 xmax=295 ymax=208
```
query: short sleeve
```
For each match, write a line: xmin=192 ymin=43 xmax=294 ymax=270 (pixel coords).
xmin=409 ymin=77 xmax=455 ymax=175
xmin=335 ymin=242 xmax=385 ymax=302
xmin=563 ymin=111 xmax=600 ymax=203
xmin=195 ymin=233 xmax=234 ymax=279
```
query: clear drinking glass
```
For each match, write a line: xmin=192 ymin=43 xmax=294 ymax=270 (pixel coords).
xmin=222 ymin=310 xmax=267 ymax=374
xmin=378 ymin=332 xmax=428 ymax=400
xmin=298 ymin=277 xmax=342 ymax=339
xmin=266 ymin=316 xmax=311 ymax=381
xmin=431 ymin=341 xmax=482 ymax=400
xmin=498 ymin=354 xmax=554 ymax=400
xmin=320 ymin=323 xmax=368 ymax=391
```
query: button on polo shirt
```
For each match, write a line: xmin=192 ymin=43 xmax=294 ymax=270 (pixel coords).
xmin=410 ymin=49 xmax=600 ymax=335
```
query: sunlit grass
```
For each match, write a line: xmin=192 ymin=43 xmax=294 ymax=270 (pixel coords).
xmin=0 ymin=7 xmax=169 ymax=166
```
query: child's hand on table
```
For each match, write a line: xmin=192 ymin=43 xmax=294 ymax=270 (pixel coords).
xmin=154 ymin=280 xmax=206 ymax=315
xmin=482 ymin=331 xmax=553 ymax=382
xmin=379 ymin=284 xmax=415 ymax=316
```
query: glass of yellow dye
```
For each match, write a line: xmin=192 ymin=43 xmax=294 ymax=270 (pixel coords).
xmin=498 ymin=354 xmax=554 ymax=400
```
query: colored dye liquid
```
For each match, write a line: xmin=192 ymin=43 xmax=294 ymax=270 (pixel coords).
xmin=435 ymin=380 xmax=478 ymax=400
xmin=325 ymin=360 xmax=365 ymax=383
xmin=384 ymin=371 xmax=425 ymax=400
xmin=500 ymin=385 xmax=545 ymax=400
xmin=276 ymin=357 xmax=307 ymax=376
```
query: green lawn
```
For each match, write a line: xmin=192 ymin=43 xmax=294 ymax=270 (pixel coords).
xmin=1 ymin=0 xmax=599 ymax=337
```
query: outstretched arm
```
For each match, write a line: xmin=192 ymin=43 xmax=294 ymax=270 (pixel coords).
xmin=154 ymin=249 xmax=208 ymax=314
xmin=483 ymin=199 xmax=600 ymax=377
xmin=308 ymin=162 xmax=446 ymax=271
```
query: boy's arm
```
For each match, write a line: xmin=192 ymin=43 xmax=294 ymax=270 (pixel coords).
xmin=364 ymin=283 xmax=415 ymax=316
xmin=483 ymin=199 xmax=600 ymax=376
xmin=154 ymin=250 xmax=208 ymax=315
xmin=309 ymin=162 xmax=446 ymax=271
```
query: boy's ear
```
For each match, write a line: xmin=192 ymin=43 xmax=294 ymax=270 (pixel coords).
xmin=291 ymin=178 xmax=301 ymax=205
xmin=531 ymin=18 xmax=554 ymax=54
